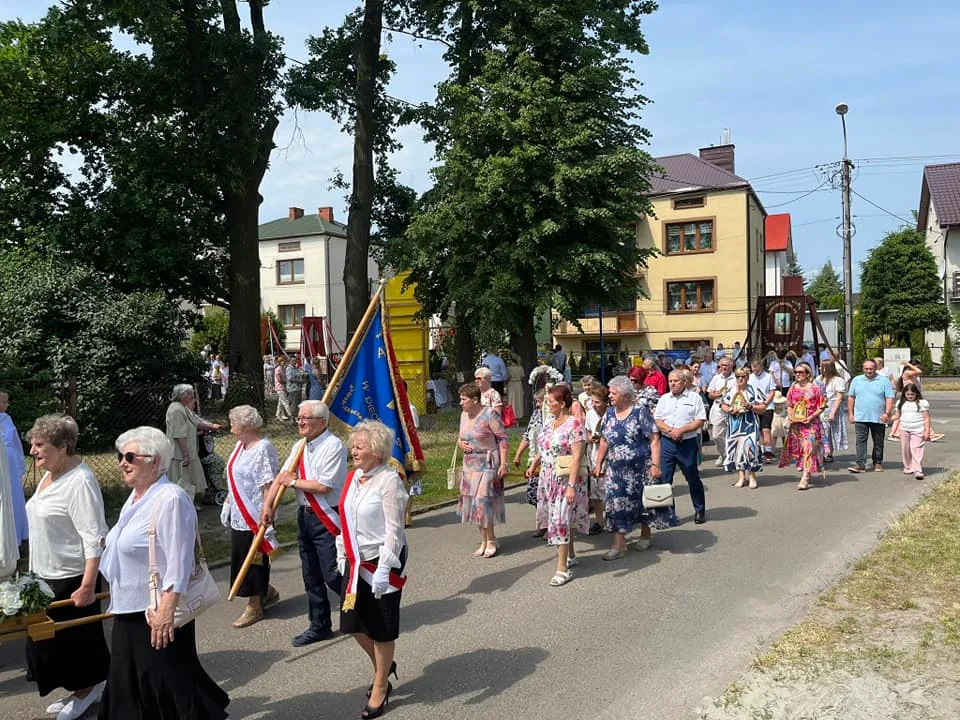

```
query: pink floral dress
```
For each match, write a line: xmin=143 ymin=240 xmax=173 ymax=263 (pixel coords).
xmin=779 ymin=382 xmax=826 ymax=476
xmin=457 ymin=407 xmax=508 ymax=527
xmin=536 ymin=415 xmax=588 ymax=545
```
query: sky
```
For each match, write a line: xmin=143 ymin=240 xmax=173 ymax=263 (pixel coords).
xmin=4 ymin=0 xmax=960 ymax=285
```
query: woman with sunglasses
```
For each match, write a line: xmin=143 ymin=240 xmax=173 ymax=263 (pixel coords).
xmin=23 ymin=414 xmax=109 ymax=720
xmin=778 ymin=362 xmax=826 ymax=490
xmin=99 ymin=426 xmax=229 ymax=719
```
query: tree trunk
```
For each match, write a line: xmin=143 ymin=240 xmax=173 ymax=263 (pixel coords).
xmin=454 ymin=317 xmax=475 ymax=382
xmin=344 ymin=0 xmax=384 ymax=337
xmin=225 ymin=188 xmax=265 ymax=408
xmin=511 ymin=310 xmax=539 ymax=416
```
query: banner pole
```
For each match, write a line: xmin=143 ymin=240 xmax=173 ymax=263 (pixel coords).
xmin=229 ymin=280 xmax=387 ymax=600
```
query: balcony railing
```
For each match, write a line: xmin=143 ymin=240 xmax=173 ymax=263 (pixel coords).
xmin=554 ymin=311 xmax=648 ymax=336
xmin=952 ymin=272 xmax=960 ymax=300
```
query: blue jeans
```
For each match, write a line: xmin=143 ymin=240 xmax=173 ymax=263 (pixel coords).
xmin=297 ymin=506 xmax=343 ymax=632
xmin=661 ymin=436 xmax=706 ymax=514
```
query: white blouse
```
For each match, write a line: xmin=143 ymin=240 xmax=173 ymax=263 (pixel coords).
xmin=25 ymin=462 xmax=108 ymax=580
xmin=99 ymin=478 xmax=199 ymax=614
xmin=343 ymin=465 xmax=407 ymax=567
xmin=227 ymin=439 xmax=279 ymax=531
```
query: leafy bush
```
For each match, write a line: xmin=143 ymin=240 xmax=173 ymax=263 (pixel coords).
xmin=941 ymin=332 xmax=955 ymax=375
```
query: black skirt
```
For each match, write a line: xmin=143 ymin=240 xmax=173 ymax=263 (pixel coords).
xmin=229 ymin=528 xmax=271 ymax=598
xmin=25 ymin=575 xmax=109 ymax=696
xmin=98 ymin=613 xmax=229 ymax=720
xmin=339 ymin=548 xmax=406 ymax=643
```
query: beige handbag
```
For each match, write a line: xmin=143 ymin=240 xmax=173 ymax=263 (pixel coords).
xmin=554 ymin=454 xmax=574 ymax=477
xmin=446 ymin=442 xmax=460 ymax=490
xmin=642 ymin=483 xmax=674 ymax=509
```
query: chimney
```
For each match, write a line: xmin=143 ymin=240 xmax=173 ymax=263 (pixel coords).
xmin=699 ymin=144 xmax=736 ymax=175
xmin=288 ymin=206 xmax=304 ymax=221
xmin=318 ymin=207 xmax=334 ymax=222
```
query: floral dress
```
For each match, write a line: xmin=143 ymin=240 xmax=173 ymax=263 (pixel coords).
xmin=721 ymin=385 xmax=763 ymax=472
xmin=524 ymin=407 xmax=544 ymax=506
xmin=635 ymin=385 xmax=660 ymax=412
xmin=779 ymin=382 xmax=826 ymax=475
xmin=536 ymin=415 xmax=588 ymax=545
xmin=457 ymin=406 xmax=508 ymax=527
xmin=817 ymin=375 xmax=848 ymax=456
xmin=602 ymin=405 xmax=676 ymax=533
xmin=481 ymin=388 xmax=503 ymax=414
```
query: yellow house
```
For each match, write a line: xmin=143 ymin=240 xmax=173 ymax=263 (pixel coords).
xmin=554 ymin=144 xmax=767 ymax=359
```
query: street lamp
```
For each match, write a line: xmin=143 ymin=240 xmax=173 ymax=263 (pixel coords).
xmin=835 ymin=102 xmax=854 ymax=372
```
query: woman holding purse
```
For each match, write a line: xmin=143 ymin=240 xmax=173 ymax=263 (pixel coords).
xmin=99 ymin=426 xmax=229 ymax=720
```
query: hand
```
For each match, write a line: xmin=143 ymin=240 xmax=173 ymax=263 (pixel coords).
xmin=372 ymin=565 xmax=391 ymax=599
xmin=210 ymin=423 xmax=222 ymax=432
xmin=513 ymin=456 xmax=521 ymax=468
xmin=671 ymin=429 xmax=684 ymax=442
xmin=880 ymin=413 xmax=890 ymax=424
xmin=497 ymin=464 xmax=507 ymax=479
xmin=649 ymin=464 xmax=661 ymax=480
xmin=219 ymin=500 xmax=231 ymax=528
xmin=147 ymin=602 xmax=176 ymax=649
xmin=335 ymin=536 xmax=347 ymax=576
xmin=260 ymin=507 xmax=275 ymax=527
xmin=848 ymin=413 xmax=855 ymax=425
xmin=564 ymin=485 xmax=576 ymax=504
xmin=460 ymin=441 xmax=473 ymax=453
xmin=923 ymin=432 xmax=930 ymax=442
xmin=277 ymin=471 xmax=297 ymax=488
xmin=71 ymin=584 xmax=96 ymax=608
xmin=181 ymin=455 xmax=191 ymax=467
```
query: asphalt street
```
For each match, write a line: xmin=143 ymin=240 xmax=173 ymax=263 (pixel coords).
xmin=2 ymin=391 xmax=958 ymax=720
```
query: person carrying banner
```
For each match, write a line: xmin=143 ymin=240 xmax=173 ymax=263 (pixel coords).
xmin=263 ymin=400 xmax=346 ymax=647
xmin=336 ymin=420 xmax=409 ymax=719
xmin=222 ymin=405 xmax=280 ymax=629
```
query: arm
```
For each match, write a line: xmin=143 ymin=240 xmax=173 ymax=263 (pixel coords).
xmin=491 ymin=413 xmax=509 ymax=478
xmin=648 ymin=431 xmax=662 ymax=480
xmin=68 ymin=473 xmax=108 ymax=607
xmin=593 ymin=437 xmax=609 ymax=475
xmin=564 ymin=440 xmax=585 ymax=501
xmin=513 ymin=437 xmax=529 ymax=467
xmin=149 ymin=493 xmax=197 ymax=649
xmin=923 ymin=404 xmax=931 ymax=441
xmin=847 ymin=392 xmax=856 ymax=422
xmin=378 ymin=474 xmax=407 ymax=567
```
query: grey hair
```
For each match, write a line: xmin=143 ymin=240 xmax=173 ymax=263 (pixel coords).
xmin=228 ymin=404 xmax=264 ymax=431
xmin=350 ymin=420 xmax=395 ymax=462
xmin=474 ymin=366 xmax=493 ymax=380
xmin=580 ymin=375 xmax=595 ymax=388
xmin=27 ymin=414 xmax=80 ymax=454
xmin=115 ymin=426 xmax=174 ymax=470
xmin=299 ymin=400 xmax=329 ymax=420
xmin=170 ymin=383 xmax=195 ymax=401
xmin=608 ymin=375 xmax=635 ymax=400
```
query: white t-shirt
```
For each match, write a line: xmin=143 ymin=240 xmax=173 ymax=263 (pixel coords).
xmin=769 ymin=360 xmax=793 ymax=388
xmin=748 ymin=372 xmax=776 ymax=410
xmin=898 ymin=399 xmax=929 ymax=434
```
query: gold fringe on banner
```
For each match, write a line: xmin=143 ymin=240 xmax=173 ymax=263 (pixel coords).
xmin=342 ymin=593 xmax=357 ymax=612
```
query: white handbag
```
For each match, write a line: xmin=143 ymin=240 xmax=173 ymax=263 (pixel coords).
xmin=446 ymin=442 xmax=460 ymax=490
xmin=642 ymin=483 xmax=674 ymax=509
xmin=147 ymin=494 xmax=220 ymax=628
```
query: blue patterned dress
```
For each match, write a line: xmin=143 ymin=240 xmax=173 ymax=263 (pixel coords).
xmin=601 ymin=405 xmax=677 ymax=533
xmin=524 ymin=407 xmax=544 ymax=506
xmin=721 ymin=385 xmax=763 ymax=472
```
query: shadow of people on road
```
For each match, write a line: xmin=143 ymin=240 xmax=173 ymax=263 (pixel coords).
xmin=456 ymin=559 xmax=553 ymax=596
xmin=402 ymin=595 xmax=472 ymax=634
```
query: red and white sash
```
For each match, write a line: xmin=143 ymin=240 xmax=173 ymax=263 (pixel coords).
xmin=226 ymin=442 xmax=277 ymax=554
xmin=339 ymin=470 xmax=407 ymax=612
xmin=298 ymin=452 xmax=342 ymax=537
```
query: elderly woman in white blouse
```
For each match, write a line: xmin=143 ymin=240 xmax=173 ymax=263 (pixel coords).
xmin=221 ymin=405 xmax=280 ymax=628
xmin=336 ymin=420 xmax=408 ymax=719
xmin=473 ymin=366 xmax=503 ymax=415
xmin=98 ymin=426 xmax=229 ymax=720
xmin=24 ymin=414 xmax=109 ymax=720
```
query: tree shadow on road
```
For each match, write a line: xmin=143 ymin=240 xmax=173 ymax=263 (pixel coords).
xmin=701 ymin=505 xmax=758 ymax=521
xmin=402 ymin=595 xmax=472 ymax=633
xmin=393 ymin=646 xmax=550 ymax=709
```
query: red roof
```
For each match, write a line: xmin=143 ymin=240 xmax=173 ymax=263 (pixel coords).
xmin=765 ymin=213 xmax=791 ymax=252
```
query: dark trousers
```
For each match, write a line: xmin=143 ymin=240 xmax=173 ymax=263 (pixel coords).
xmin=297 ymin=506 xmax=343 ymax=632
xmin=855 ymin=422 xmax=886 ymax=467
xmin=661 ymin=436 xmax=706 ymax=514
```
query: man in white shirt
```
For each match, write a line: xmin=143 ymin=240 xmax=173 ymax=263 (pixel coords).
xmin=769 ymin=353 xmax=794 ymax=391
xmin=264 ymin=400 xmax=347 ymax=646
xmin=699 ymin=355 xmax=717 ymax=391
xmin=800 ymin=345 xmax=816 ymax=370
xmin=481 ymin=348 xmax=508 ymax=396
xmin=748 ymin=359 xmax=778 ymax=462
xmin=654 ymin=371 xmax=708 ymax=524
xmin=706 ymin=358 xmax=736 ymax=464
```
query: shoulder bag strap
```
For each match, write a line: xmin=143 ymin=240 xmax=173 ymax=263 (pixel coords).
xmin=449 ymin=438 xmax=459 ymax=469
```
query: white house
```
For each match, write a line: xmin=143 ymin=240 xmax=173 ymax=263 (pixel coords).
xmin=259 ymin=206 xmax=379 ymax=353
xmin=764 ymin=212 xmax=794 ymax=295
xmin=918 ymin=163 xmax=960 ymax=365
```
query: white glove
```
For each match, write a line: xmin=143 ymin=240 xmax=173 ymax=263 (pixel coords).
xmin=219 ymin=500 xmax=231 ymax=528
xmin=335 ymin=535 xmax=346 ymax=577
xmin=371 ymin=565 xmax=391 ymax=599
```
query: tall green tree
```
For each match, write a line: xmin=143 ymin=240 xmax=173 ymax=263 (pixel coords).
xmin=940 ymin=330 xmax=955 ymax=375
xmin=858 ymin=228 xmax=950 ymax=346
xmin=853 ymin=311 xmax=868 ymax=369
xmin=807 ymin=260 xmax=844 ymax=309
xmin=786 ymin=256 xmax=804 ymax=278
xmin=0 ymin=1 xmax=287 ymax=400
xmin=391 ymin=1 xmax=660 ymax=371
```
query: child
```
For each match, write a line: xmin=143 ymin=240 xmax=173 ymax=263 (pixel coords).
xmin=892 ymin=383 xmax=930 ymax=480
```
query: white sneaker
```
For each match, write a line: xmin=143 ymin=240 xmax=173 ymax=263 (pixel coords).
xmin=46 ymin=696 xmax=72 ymax=714
xmin=715 ymin=456 xmax=724 ymax=466
xmin=634 ymin=538 xmax=652 ymax=551
xmin=57 ymin=681 xmax=104 ymax=720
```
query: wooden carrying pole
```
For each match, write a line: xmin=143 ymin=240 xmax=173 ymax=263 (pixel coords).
xmin=228 ymin=281 xmax=387 ymax=600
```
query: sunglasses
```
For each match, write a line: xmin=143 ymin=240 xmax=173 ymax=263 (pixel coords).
xmin=117 ymin=451 xmax=153 ymax=464
xmin=795 ymin=370 xmax=808 ymax=375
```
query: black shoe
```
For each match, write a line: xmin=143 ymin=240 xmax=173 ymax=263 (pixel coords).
xmin=588 ymin=522 xmax=603 ymax=536
xmin=361 ymin=683 xmax=392 ymax=719
xmin=366 ymin=663 xmax=398 ymax=697
xmin=291 ymin=628 xmax=336 ymax=647
xmin=694 ymin=511 xmax=706 ymax=524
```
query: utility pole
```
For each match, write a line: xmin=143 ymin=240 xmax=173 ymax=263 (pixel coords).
xmin=836 ymin=103 xmax=855 ymax=372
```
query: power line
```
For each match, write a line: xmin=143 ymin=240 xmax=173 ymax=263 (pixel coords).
xmin=850 ymin=190 xmax=914 ymax=226
xmin=765 ymin=180 xmax=829 ymax=208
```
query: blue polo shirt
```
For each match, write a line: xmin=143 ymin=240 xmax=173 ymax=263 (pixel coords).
xmin=847 ymin=374 xmax=894 ymax=423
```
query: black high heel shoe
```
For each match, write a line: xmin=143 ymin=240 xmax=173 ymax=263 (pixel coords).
xmin=361 ymin=683 xmax=392 ymax=719
xmin=366 ymin=661 xmax=397 ymax=697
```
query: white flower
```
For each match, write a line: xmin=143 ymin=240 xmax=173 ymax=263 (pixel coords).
xmin=36 ymin=578 xmax=54 ymax=598
xmin=0 ymin=584 xmax=23 ymax=616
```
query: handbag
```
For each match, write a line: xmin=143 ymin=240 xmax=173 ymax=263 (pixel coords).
xmin=147 ymin=492 xmax=220 ymax=628
xmin=554 ymin=454 xmax=574 ymax=477
xmin=446 ymin=441 xmax=460 ymax=490
xmin=771 ymin=411 xmax=791 ymax=440
xmin=642 ymin=483 xmax=674 ymax=508
xmin=501 ymin=404 xmax=517 ymax=428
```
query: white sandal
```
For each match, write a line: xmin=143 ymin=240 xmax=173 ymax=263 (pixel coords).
xmin=549 ymin=570 xmax=573 ymax=587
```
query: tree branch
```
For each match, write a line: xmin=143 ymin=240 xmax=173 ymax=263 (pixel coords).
xmin=249 ymin=0 xmax=266 ymax=37
xmin=383 ymin=25 xmax=452 ymax=48
xmin=220 ymin=0 xmax=241 ymax=35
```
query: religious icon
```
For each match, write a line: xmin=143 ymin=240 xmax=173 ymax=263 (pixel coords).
xmin=731 ymin=391 xmax=748 ymax=414
xmin=774 ymin=312 xmax=791 ymax=335
xmin=790 ymin=397 xmax=808 ymax=423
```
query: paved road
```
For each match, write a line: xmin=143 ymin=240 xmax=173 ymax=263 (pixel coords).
xmin=2 ymin=392 xmax=958 ymax=720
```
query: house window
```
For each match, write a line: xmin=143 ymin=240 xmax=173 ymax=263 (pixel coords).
xmin=672 ymin=196 xmax=705 ymax=210
xmin=581 ymin=298 xmax=636 ymax=315
xmin=665 ymin=220 xmax=714 ymax=254
xmin=666 ymin=279 xmax=716 ymax=313
xmin=278 ymin=304 xmax=306 ymax=328
xmin=277 ymin=258 xmax=304 ymax=284
xmin=278 ymin=241 xmax=301 ymax=253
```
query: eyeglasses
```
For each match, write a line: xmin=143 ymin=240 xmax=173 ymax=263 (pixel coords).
xmin=117 ymin=451 xmax=152 ymax=464
xmin=795 ymin=370 xmax=808 ymax=376
xmin=297 ymin=416 xmax=323 ymax=423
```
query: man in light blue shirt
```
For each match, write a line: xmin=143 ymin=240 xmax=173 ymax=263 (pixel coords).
xmin=846 ymin=360 xmax=894 ymax=473
xmin=654 ymin=372 xmax=708 ymax=523
xmin=480 ymin=349 xmax=508 ymax=396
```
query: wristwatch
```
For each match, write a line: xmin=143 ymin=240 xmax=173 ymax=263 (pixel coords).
xmin=290 ymin=477 xmax=298 ymax=489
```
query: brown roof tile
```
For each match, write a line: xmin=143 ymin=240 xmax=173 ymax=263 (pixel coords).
xmin=924 ymin=162 xmax=960 ymax=227
xmin=650 ymin=153 xmax=750 ymax=195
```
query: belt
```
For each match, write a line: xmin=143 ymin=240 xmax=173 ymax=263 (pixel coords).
xmin=298 ymin=504 xmax=339 ymax=516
